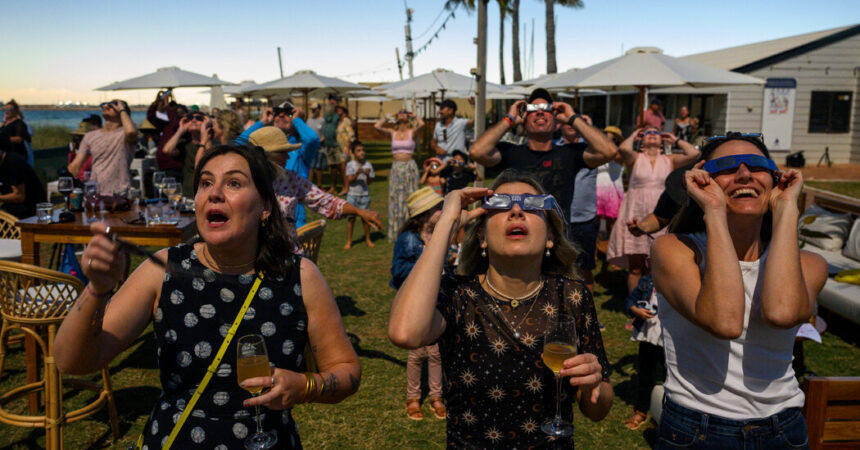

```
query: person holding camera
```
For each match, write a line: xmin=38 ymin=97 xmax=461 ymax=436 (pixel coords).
xmin=68 ymin=99 xmax=137 ymax=195
xmin=146 ymin=90 xmax=188 ymax=183
xmin=470 ymin=88 xmax=618 ymax=273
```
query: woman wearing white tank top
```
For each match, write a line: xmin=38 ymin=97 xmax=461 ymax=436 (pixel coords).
xmin=650 ymin=133 xmax=827 ymax=449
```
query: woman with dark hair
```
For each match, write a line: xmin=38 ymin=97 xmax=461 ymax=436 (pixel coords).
xmin=55 ymin=145 xmax=361 ymax=448
xmin=608 ymin=126 xmax=699 ymax=293
xmin=389 ymin=169 xmax=613 ymax=448
xmin=374 ymin=109 xmax=425 ymax=242
xmin=1 ymin=99 xmax=31 ymax=160
xmin=651 ymin=133 xmax=827 ymax=449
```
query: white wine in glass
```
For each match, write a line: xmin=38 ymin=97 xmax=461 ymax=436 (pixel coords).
xmin=236 ymin=334 xmax=277 ymax=450
xmin=541 ymin=313 xmax=578 ymax=437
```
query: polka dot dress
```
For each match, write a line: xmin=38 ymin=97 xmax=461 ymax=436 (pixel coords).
xmin=141 ymin=244 xmax=307 ymax=449
xmin=435 ymin=274 xmax=611 ymax=449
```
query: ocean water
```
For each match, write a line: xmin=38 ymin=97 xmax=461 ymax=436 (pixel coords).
xmin=22 ymin=109 xmax=148 ymax=130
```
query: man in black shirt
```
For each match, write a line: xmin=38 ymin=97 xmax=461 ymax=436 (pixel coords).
xmin=441 ymin=150 xmax=481 ymax=193
xmin=0 ymin=149 xmax=45 ymax=218
xmin=470 ymin=88 xmax=618 ymax=228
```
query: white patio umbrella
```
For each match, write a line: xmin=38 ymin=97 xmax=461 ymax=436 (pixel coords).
xmin=208 ymin=74 xmax=228 ymax=110
xmin=244 ymin=70 xmax=366 ymax=110
xmin=537 ymin=47 xmax=764 ymax=125
xmin=96 ymin=66 xmax=233 ymax=91
xmin=376 ymin=68 xmax=507 ymax=98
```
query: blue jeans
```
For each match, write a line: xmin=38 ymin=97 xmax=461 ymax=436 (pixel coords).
xmin=656 ymin=397 xmax=809 ymax=449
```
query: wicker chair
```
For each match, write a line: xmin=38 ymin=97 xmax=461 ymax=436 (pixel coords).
xmin=0 ymin=210 xmax=22 ymax=262
xmin=0 ymin=261 xmax=119 ymax=449
xmin=297 ymin=219 xmax=327 ymax=263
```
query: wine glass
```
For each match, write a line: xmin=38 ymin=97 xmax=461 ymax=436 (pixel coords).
xmin=541 ymin=313 xmax=578 ymax=437
xmin=57 ymin=176 xmax=74 ymax=211
xmin=152 ymin=171 xmax=166 ymax=204
xmin=163 ymin=180 xmax=181 ymax=216
xmin=237 ymin=334 xmax=277 ymax=450
xmin=84 ymin=181 xmax=100 ymax=223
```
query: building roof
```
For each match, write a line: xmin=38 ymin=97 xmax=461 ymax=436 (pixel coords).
xmin=682 ymin=24 xmax=860 ymax=72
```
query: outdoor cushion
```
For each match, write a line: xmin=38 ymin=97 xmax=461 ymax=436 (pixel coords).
xmin=0 ymin=238 xmax=22 ymax=261
xmin=842 ymin=218 xmax=860 ymax=262
xmin=799 ymin=204 xmax=853 ymax=251
xmin=804 ymin=244 xmax=860 ymax=276
xmin=818 ymin=278 xmax=860 ymax=326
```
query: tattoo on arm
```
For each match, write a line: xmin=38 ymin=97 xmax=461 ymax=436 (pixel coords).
xmin=321 ymin=373 xmax=338 ymax=396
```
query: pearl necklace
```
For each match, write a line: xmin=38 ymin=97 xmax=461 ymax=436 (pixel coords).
xmin=485 ymin=276 xmax=544 ymax=308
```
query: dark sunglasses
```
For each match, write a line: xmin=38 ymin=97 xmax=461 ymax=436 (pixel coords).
xmin=99 ymin=102 xmax=116 ymax=109
xmin=703 ymin=154 xmax=778 ymax=176
xmin=188 ymin=114 xmax=206 ymax=122
xmin=482 ymin=193 xmax=555 ymax=211
xmin=273 ymin=107 xmax=293 ymax=117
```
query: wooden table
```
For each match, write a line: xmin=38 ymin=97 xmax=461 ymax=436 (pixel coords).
xmin=14 ymin=207 xmax=196 ymax=412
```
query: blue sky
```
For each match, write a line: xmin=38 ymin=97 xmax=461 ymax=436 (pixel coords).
xmin=1 ymin=0 xmax=857 ymax=104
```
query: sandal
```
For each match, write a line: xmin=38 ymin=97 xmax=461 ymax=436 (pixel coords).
xmin=406 ymin=399 xmax=423 ymax=421
xmin=625 ymin=411 xmax=648 ymax=430
xmin=429 ymin=397 xmax=446 ymax=420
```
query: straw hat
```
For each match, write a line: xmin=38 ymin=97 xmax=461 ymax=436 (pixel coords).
xmin=407 ymin=187 xmax=443 ymax=218
xmin=139 ymin=119 xmax=157 ymax=131
xmin=248 ymin=127 xmax=302 ymax=153
xmin=70 ymin=121 xmax=97 ymax=136
xmin=603 ymin=126 xmax=623 ymax=142
xmin=423 ymin=157 xmax=443 ymax=170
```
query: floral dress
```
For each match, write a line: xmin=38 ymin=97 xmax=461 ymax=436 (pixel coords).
xmin=141 ymin=244 xmax=308 ymax=449
xmin=435 ymin=274 xmax=611 ymax=449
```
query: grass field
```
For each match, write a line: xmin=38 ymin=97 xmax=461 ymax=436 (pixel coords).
xmin=1 ymin=142 xmax=858 ymax=449
xmin=807 ymin=181 xmax=860 ymax=199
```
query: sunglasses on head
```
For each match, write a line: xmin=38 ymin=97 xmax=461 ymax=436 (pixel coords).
xmin=482 ymin=193 xmax=556 ymax=211
xmin=525 ymin=103 xmax=553 ymax=113
xmin=703 ymin=154 xmax=778 ymax=177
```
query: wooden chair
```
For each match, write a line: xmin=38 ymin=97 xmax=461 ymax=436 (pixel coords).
xmin=297 ymin=219 xmax=327 ymax=263
xmin=803 ymin=376 xmax=860 ymax=449
xmin=0 ymin=210 xmax=22 ymax=262
xmin=0 ymin=261 xmax=119 ymax=449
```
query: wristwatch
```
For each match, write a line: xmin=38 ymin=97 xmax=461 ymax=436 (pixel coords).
xmin=567 ymin=114 xmax=582 ymax=127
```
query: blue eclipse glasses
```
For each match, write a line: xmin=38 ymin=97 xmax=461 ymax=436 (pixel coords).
xmin=703 ymin=154 xmax=778 ymax=176
xmin=482 ymin=193 xmax=556 ymax=211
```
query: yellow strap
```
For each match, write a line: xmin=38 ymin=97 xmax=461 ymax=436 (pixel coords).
xmin=159 ymin=274 xmax=265 ymax=450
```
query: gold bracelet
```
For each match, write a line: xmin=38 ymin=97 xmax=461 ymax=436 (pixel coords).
xmin=303 ymin=372 xmax=317 ymax=403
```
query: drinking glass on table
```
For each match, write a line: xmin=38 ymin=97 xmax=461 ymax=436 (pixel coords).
xmin=541 ymin=313 xmax=578 ymax=437
xmin=163 ymin=181 xmax=181 ymax=215
xmin=84 ymin=181 xmax=100 ymax=223
xmin=152 ymin=171 xmax=166 ymax=204
xmin=57 ymin=176 xmax=74 ymax=211
xmin=237 ymin=334 xmax=277 ymax=449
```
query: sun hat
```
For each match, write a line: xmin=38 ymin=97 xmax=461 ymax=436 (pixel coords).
xmin=604 ymin=126 xmax=623 ymax=141
xmin=70 ymin=121 xmax=97 ymax=136
xmin=248 ymin=126 xmax=302 ymax=153
xmin=139 ymin=119 xmax=157 ymax=131
xmin=423 ymin=157 xmax=443 ymax=170
xmin=407 ymin=186 xmax=443 ymax=218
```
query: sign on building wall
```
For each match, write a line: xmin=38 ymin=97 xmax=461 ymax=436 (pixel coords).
xmin=761 ymin=78 xmax=797 ymax=150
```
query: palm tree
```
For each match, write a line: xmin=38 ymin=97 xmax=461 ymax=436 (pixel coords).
xmin=498 ymin=0 xmax=512 ymax=85
xmin=545 ymin=0 xmax=583 ymax=74
xmin=511 ymin=0 xmax=522 ymax=82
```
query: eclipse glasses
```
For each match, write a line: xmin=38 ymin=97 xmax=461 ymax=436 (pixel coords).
xmin=482 ymin=193 xmax=556 ymax=211
xmin=703 ymin=154 xmax=778 ymax=176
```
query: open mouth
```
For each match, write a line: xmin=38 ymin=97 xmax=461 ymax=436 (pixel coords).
xmin=729 ymin=187 xmax=759 ymax=199
xmin=506 ymin=224 xmax=529 ymax=238
xmin=206 ymin=209 xmax=229 ymax=226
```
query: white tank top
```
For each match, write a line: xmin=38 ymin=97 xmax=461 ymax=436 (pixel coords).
xmin=658 ymin=232 xmax=805 ymax=420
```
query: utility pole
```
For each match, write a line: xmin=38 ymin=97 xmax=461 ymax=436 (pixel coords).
xmin=277 ymin=47 xmax=284 ymax=78
xmin=404 ymin=8 xmax=415 ymax=78
xmin=395 ymin=48 xmax=404 ymax=81
xmin=474 ymin=0 xmax=488 ymax=183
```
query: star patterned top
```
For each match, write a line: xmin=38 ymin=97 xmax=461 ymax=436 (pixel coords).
xmin=435 ymin=274 xmax=611 ymax=449
xmin=142 ymin=244 xmax=308 ymax=449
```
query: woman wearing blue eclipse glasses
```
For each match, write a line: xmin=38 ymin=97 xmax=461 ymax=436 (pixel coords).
xmin=389 ymin=170 xmax=613 ymax=448
xmin=650 ymin=132 xmax=827 ymax=449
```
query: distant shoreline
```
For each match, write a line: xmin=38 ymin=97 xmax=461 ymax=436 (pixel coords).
xmin=20 ymin=105 xmax=148 ymax=111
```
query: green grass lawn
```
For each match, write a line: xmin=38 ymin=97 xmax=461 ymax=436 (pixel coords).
xmin=807 ymin=181 xmax=860 ymax=200
xmin=1 ymin=142 xmax=858 ymax=449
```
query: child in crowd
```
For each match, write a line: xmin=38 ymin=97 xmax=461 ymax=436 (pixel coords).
xmin=440 ymin=150 xmax=480 ymax=194
xmin=624 ymin=273 xmax=665 ymax=430
xmin=344 ymin=141 xmax=375 ymax=249
xmin=420 ymin=157 xmax=445 ymax=195
xmin=390 ymin=187 xmax=446 ymax=421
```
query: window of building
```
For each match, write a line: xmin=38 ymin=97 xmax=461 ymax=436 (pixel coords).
xmin=808 ymin=91 xmax=852 ymax=133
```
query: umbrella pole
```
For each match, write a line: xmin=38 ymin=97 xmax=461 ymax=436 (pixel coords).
xmin=574 ymin=89 xmax=580 ymax=110
xmin=636 ymin=86 xmax=646 ymax=127
xmin=304 ymin=89 xmax=310 ymax=115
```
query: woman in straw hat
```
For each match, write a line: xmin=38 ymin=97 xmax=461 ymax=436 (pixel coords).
xmin=56 ymin=144 xmax=360 ymax=448
xmin=389 ymin=170 xmax=613 ymax=448
xmin=390 ymin=186 xmax=447 ymax=421
xmin=374 ymin=109 xmax=425 ymax=242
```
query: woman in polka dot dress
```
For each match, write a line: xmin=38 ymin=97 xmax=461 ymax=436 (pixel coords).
xmin=389 ymin=171 xmax=614 ymax=448
xmin=55 ymin=145 xmax=361 ymax=449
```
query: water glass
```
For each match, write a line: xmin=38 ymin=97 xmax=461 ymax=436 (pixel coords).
xmin=146 ymin=203 xmax=162 ymax=225
xmin=37 ymin=203 xmax=53 ymax=223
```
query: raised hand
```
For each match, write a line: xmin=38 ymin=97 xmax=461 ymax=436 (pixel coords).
xmin=82 ymin=222 xmax=128 ymax=295
xmin=553 ymin=101 xmax=575 ymax=123
xmin=440 ymin=187 xmax=491 ymax=230
xmin=260 ymin=108 xmax=275 ymax=125
xmin=507 ymin=100 xmax=526 ymax=125
xmin=685 ymin=160 xmax=727 ymax=212
xmin=769 ymin=169 xmax=803 ymax=210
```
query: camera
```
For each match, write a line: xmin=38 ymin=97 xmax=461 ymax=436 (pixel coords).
xmin=636 ymin=300 xmax=657 ymax=314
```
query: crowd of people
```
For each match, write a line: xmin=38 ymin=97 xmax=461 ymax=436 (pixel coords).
xmin=0 ymin=88 xmax=825 ymax=449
